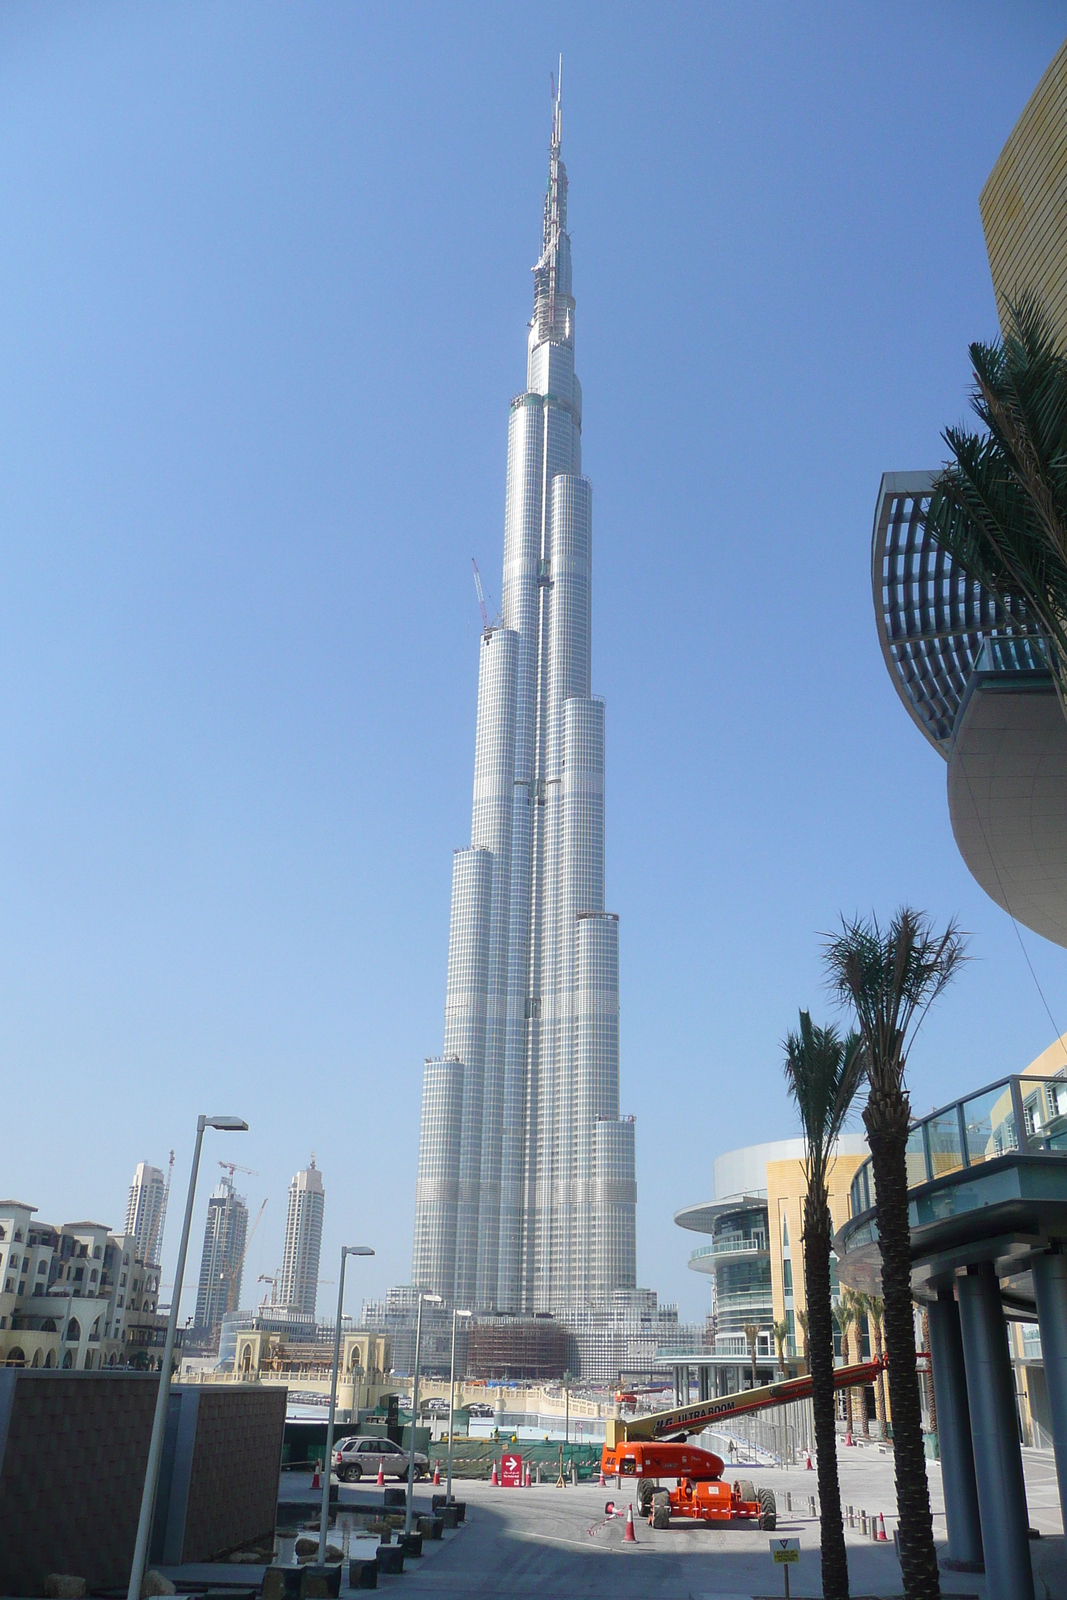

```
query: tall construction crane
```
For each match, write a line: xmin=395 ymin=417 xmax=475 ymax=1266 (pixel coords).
xmin=218 ymin=1161 xmax=258 ymax=1182
xmin=471 ymin=558 xmax=496 ymax=639
xmin=151 ymin=1150 xmax=176 ymax=1268
xmin=221 ymin=1197 xmax=268 ymax=1317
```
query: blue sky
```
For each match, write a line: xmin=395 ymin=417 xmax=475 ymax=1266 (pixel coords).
xmin=1 ymin=3 xmax=1066 ymax=1325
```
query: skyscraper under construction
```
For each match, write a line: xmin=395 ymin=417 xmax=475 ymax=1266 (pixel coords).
xmin=412 ymin=80 xmax=636 ymax=1314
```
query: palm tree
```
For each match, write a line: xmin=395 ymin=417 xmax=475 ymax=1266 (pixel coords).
xmin=795 ymin=1305 xmax=810 ymax=1365
xmin=867 ymin=1295 xmax=887 ymax=1434
xmin=783 ymin=1009 xmax=867 ymax=1600
xmin=833 ymin=1298 xmax=855 ymax=1437
xmin=743 ymin=1323 xmax=761 ymax=1390
xmin=772 ymin=1318 xmax=790 ymax=1378
xmin=923 ymin=295 xmax=1067 ymax=709
xmin=844 ymin=1289 xmax=870 ymax=1437
xmin=824 ymin=908 xmax=967 ymax=1600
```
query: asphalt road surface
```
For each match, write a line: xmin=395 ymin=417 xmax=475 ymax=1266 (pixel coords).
xmin=363 ymin=1444 xmax=1064 ymax=1599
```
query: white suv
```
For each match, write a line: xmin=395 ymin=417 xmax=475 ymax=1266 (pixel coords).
xmin=332 ymin=1435 xmax=429 ymax=1482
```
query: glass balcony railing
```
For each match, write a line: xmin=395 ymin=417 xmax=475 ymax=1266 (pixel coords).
xmin=688 ymin=1236 xmax=768 ymax=1265
xmin=973 ymin=634 xmax=1050 ymax=673
xmin=849 ymin=1073 xmax=1067 ymax=1219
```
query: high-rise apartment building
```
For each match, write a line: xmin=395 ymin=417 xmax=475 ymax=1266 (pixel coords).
xmin=124 ymin=1162 xmax=166 ymax=1267
xmin=279 ymin=1159 xmax=325 ymax=1319
xmin=412 ymin=83 xmax=637 ymax=1315
xmin=193 ymin=1173 xmax=248 ymax=1334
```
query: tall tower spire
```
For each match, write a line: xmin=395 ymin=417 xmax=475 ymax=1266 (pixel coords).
xmin=411 ymin=79 xmax=637 ymax=1317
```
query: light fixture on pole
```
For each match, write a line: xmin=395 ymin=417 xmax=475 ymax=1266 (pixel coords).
xmin=445 ymin=1308 xmax=471 ymax=1507
xmin=127 ymin=1115 xmax=248 ymax=1600
xmin=318 ymin=1244 xmax=374 ymax=1564
xmin=405 ymin=1291 xmax=442 ymax=1536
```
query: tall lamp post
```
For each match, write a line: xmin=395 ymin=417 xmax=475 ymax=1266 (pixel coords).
xmin=127 ymin=1114 xmax=248 ymax=1600
xmin=404 ymin=1291 xmax=442 ymax=1536
xmin=318 ymin=1244 xmax=375 ymax=1563
xmin=445 ymin=1307 xmax=471 ymax=1506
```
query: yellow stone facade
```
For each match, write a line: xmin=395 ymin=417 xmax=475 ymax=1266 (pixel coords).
xmin=980 ymin=39 xmax=1067 ymax=347
xmin=765 ymin=1153 xmax=866 ymax=1357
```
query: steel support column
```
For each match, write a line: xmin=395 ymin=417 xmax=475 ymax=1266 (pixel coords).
xmin=958 ymin=1263 xmax=1033 ymax=1600
xmin=1032 ymin=1248 xmax=1067 ymax=1524
xmin=699 ymin=1365 xmax=710 ymax=1403
xmin=927 ymin=1289 xmax=983 ymax=1571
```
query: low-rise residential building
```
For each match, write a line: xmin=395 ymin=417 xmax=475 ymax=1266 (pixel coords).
xmin=0 ymin=1203 xmax=168 ymax=1371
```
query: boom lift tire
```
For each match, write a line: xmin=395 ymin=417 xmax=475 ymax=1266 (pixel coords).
xmin=637 ymin=1480 xmax=658 ymax=1517
xmin=651 ymin=1492 xmax=671 ymax=1530
xmin=735 ymin=1478 xmax=756 ymax=1505
xmin=757 ymin=1487 xmax=776 ymax=1530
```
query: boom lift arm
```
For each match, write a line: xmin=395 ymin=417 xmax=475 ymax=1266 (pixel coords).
xmin=606 ymin=1355 xmax=887 ymax=1446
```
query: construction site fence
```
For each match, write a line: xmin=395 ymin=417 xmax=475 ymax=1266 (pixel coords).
xmin=427 ymin=1438 xmax=602 ymax=1480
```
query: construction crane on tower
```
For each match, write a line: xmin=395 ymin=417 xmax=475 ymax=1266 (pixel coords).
xmin=218 ymin=1161 xmax=258 ymax=1183
xmin=471 ymin=559 xmax=496 ymax=640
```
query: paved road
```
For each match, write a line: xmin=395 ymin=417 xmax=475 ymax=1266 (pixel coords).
xmin=342 ymin=1445 xmax=1065 ymax=1599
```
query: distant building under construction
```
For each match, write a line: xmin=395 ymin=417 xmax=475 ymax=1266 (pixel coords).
xmin=465 ymin=1316 xmax=567 ymax=1382
xmin=193 ymin=1173 xmax=248 ymax=1335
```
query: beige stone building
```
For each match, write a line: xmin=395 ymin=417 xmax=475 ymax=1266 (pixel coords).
xmin=0 ymin=1202 xmax=166 ymax=1371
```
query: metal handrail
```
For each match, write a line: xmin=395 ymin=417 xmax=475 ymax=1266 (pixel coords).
xmin=849 ymin=1071 xmax=1067 ymax=1218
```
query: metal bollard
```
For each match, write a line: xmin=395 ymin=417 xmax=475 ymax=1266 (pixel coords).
xmin=786 ymin=1492 xmax=792 ymax=1512
xmin=808 ymin=1496 xmax=816 ymax=1518
xmin=860 ymin=1512 xmax=868 ymax=1536
xmin=847 ymin=1505 xmax=854 ymax=1527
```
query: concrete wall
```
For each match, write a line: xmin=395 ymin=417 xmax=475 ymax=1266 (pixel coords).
xmin=0 ymin=1372 xmax=286 ymax=1595
xmin=0 ymin=1371 xmax=156 ymax=1595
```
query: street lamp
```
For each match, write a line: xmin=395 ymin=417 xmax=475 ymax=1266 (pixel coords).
xmin=404 ymin=1291 xmax=442 ymax=1536
xmin=127 ymin=1115 xmax=248 ymax=1600
xmin=445 ymin=1308 xmax=472 ymax=1506
xmin=318 ymin=1244 xmax=374 ymax=1564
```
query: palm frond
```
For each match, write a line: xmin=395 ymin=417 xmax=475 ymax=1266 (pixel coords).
xmin=783 ymin=1011 xmax=867 ymax=1194
xmin=822 ymin=910 xmax=967 ymax=1095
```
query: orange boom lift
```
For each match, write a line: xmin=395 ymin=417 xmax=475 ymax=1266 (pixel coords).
xmin=601 ymin=1357 xmax=885 ymax=1528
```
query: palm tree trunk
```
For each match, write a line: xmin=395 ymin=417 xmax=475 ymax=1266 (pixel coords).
xmin=804 ymin=1197 xmax=849 ymax=1600
xmin=865 ymin=1093 xmax=940 ymax=1600
xmin=872 ymin=1315 xmax=887 ymax=1432
xmin=854 ymin=1323 xmax=870 ymax=1437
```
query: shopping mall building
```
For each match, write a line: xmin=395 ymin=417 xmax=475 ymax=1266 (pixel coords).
xmin=675 ymin=1136 xmax=867 ymax=1394
xmin=860 ymin=38 xmax=1067 ymax=1595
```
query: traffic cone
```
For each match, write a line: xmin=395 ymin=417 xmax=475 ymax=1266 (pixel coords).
xmin=432 ymin=1462 xmax=440 ymax=1485
xmin=845 ymin=1430 xmax=853 ymax=1447
xmin=623 ymin=1503 xmax=636 ymax=1543
xmin=598 ymin=1469 xmax=605 ymax=1487
xmin=490 ymin=1460 xmax=498 ymax=1486
xmin=805 ymin=1450 xmax=813 ymax=1470
xmin=311 ymin=1460 xmax=321 ymax=1490
xmin=524 ymin=1463 xmax=531 ymax=1487
xmin=876 ymin=1513 xmax=888 ymax=1541
xmin=376 ymin=1457 xmax=385 ymax=1488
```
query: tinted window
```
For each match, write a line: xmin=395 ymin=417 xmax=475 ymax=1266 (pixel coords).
xmin=359 ymin=1441 xmax=379 ymax=1453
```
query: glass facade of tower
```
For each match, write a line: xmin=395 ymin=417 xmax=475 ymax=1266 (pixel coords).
xmin=412 ymin=89 xmax=637 ymax=1314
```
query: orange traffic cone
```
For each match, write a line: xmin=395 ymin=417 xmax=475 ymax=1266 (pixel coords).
xmin=376 ymin=1457 xmax=385 ymax=1487
xmin=524 ymin=1463 xmax=531 ymax=1487
xmin=490 ymin=1460 xmax=498 ymax=1486
xmin=433 ymin=1462 xmax=440 ymax=1485
xmin=805 ymin=1451 xmax=813 ymax=1470
xmin=877 ymin=1513 xmax=888 ymax=1541
xmin=598 ymin=1469 xmax=605 ymax=1487
xmin=311 ymin=1460 xmax=322 ymax=1490
xmin=623 ymin=1503 xmax=636 ymax=1543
